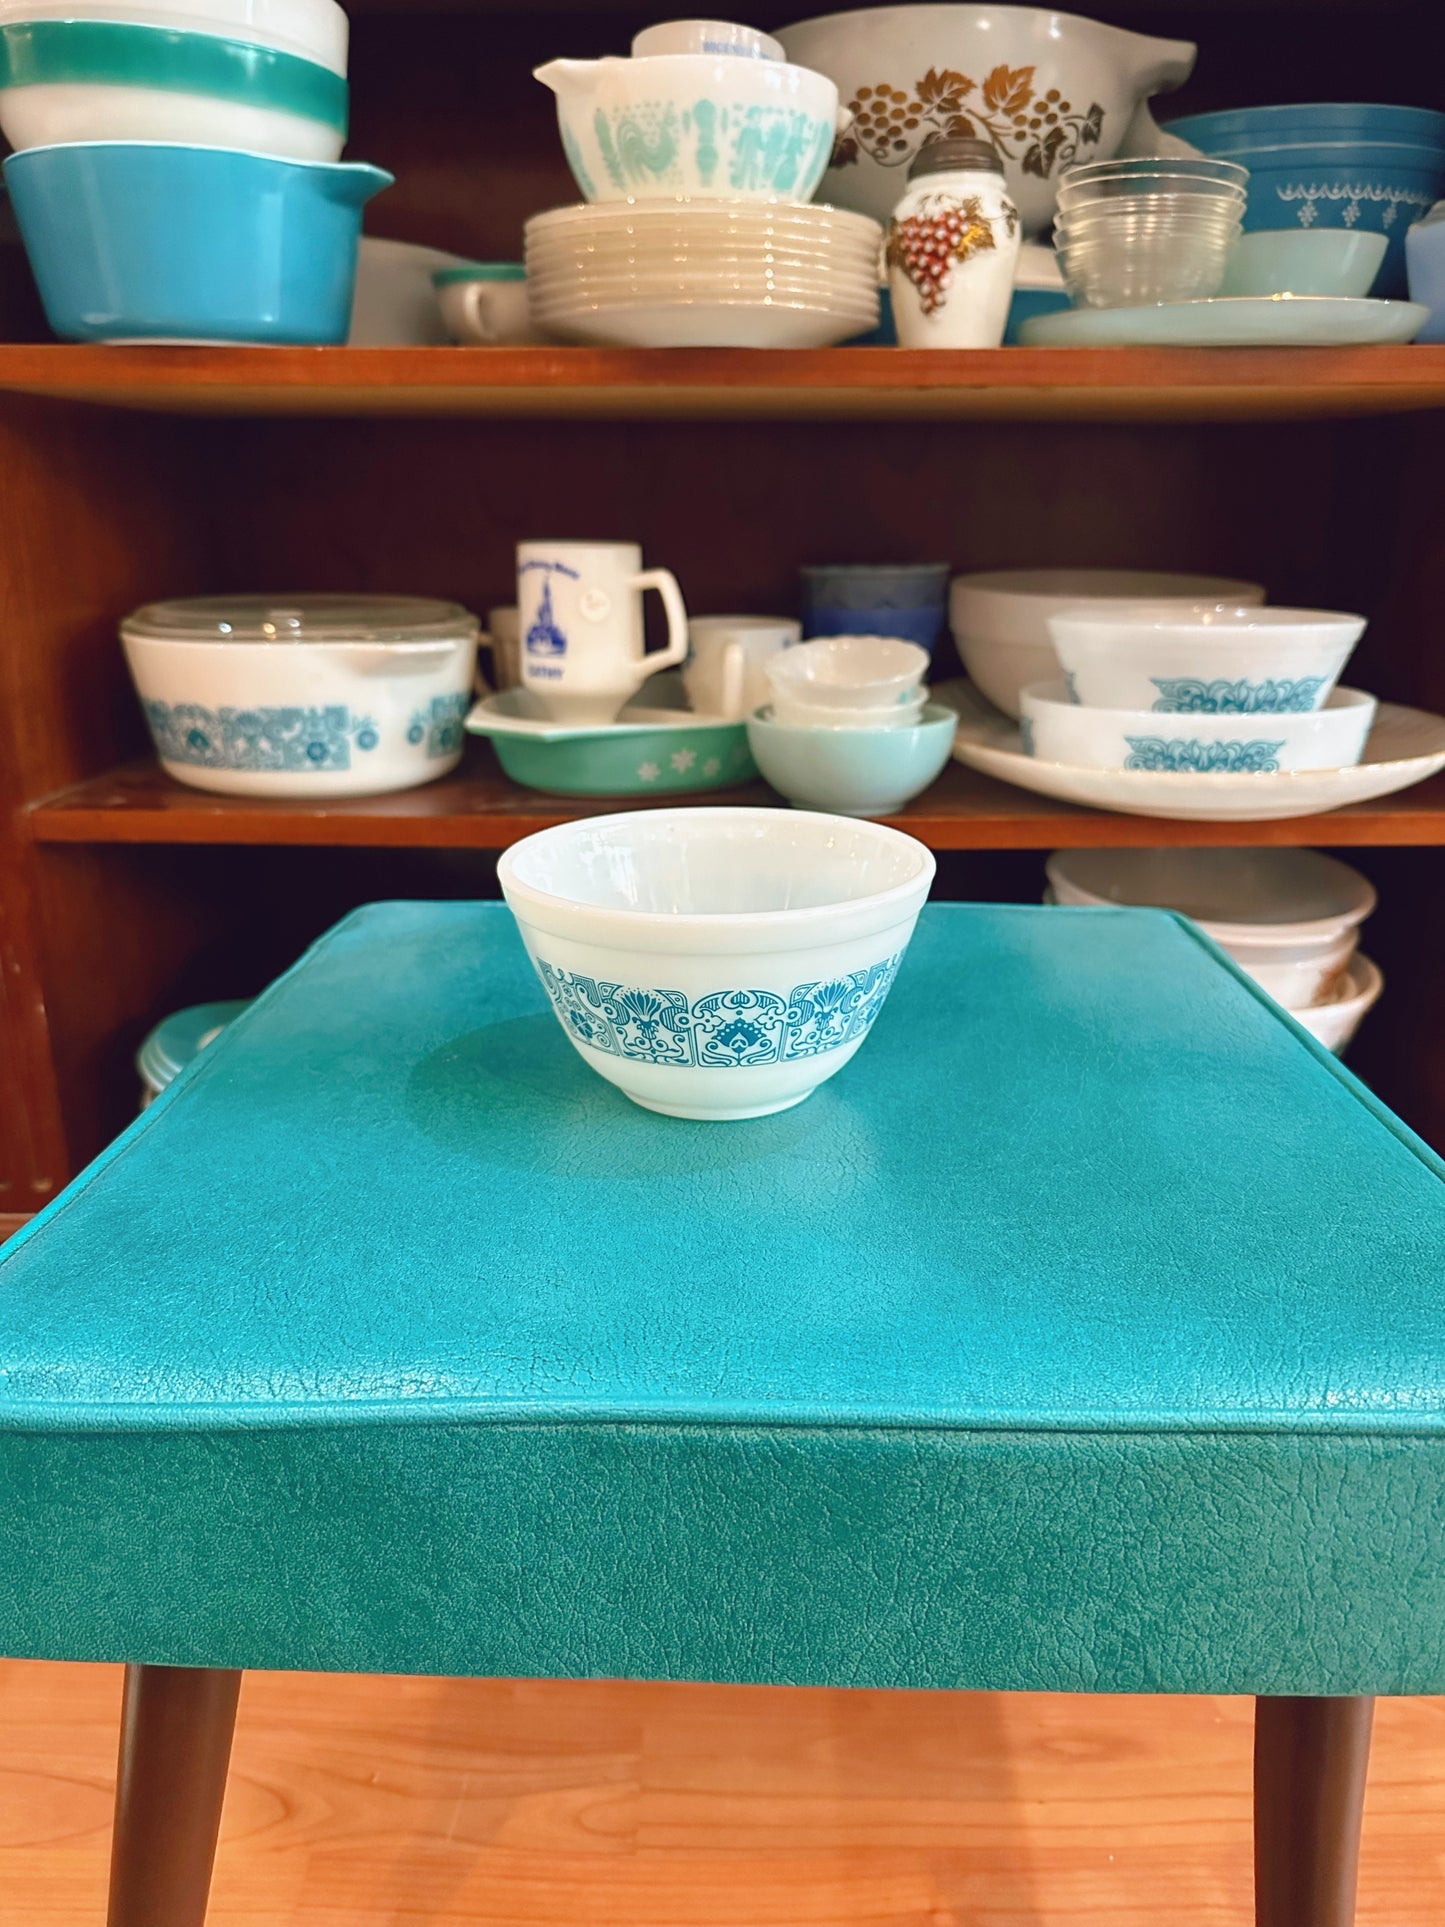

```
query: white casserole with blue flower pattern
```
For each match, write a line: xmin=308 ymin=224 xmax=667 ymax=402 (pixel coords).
xmin=121 ymin=594 xmax=479 ymax=798
xmin=1045 ymin=601 xmax=1367 ymax=713
xmin=499 ymin=807 xmax=934 ymax=1120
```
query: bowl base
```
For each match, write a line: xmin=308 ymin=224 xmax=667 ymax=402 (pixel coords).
xmin=623 ymin=1087 xmax=814 ymax=1122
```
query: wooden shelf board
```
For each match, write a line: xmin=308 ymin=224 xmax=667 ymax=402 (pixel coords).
xmin=28 ymin=757 xmax=1445 ymax=851
xmin=2 ymin=343 xmax=1444 ymax=422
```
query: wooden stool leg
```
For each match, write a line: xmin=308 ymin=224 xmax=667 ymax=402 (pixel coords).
xmin=1254 ymin=1695 xmax=1375 ymax=1927
xmin=107 ymin=1664 xmax=242 ymax=1927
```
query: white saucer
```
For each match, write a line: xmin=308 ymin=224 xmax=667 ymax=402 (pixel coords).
xmin=942 ymin=679 xmax=1445 ymax=822
xmin=1020 ymin=295 xmax=1428 ymax=349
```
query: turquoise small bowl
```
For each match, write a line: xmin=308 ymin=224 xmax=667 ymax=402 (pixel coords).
xmin=3 ymin=141 xmax=391 ymax=342
xmin=747 ymin=703 xmax=956 ymax=815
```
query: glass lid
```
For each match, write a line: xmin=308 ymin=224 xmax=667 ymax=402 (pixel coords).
xmin=122 ymin=595 xmax=478 ymax=644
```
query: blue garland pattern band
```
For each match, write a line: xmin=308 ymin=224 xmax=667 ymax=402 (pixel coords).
xmin=1124 ymin=737 xmax=1286 ymax=773
xmin=536 ymin=953 xmax=904 ymax=1067
xmin=1150 ymin=676 xmax=1327 ymax=714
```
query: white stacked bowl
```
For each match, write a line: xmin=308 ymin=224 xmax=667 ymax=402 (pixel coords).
xmin=949 ymin=569 xmax=1267 ymax=719
xmin=0 ymin=0 xmax=349 ymax=159
xmin=1046 ymin=603 xmax=1367 ymax=713
xmin=1054 ymin=156 xmax=1247 ymax=308
xmin=1045 ymin=848 xmax=1378 ymax=1036
xmin=1020 ymin=679 xmax=1376 ymax=773
xmin=765 ymin=636 xmax=930 ymax=727
xmin=525 ymin=198 xmax=882 ymax=348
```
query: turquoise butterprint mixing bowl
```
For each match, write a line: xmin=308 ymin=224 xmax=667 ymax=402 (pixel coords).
xmin=535 ymin=52 xmax=841 ymax=202
xmin=4 ymin=141 xmax=391 ymax=341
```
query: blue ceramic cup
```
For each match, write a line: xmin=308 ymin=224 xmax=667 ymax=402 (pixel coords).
xmin=801 ymin=563 xmax=951 ymax=655
xmin=4 ymin=141 xmax=392 ymax=342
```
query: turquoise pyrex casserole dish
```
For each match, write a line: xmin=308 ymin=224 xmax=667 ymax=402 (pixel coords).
xmin=3 ymin=140 xmax=391 ymax=341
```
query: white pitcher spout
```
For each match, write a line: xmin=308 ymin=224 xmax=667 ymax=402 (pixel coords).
xmin=533 ymin=58 xmax=602 ymax=98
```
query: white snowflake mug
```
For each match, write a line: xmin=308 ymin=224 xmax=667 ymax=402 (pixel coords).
xmin=517 ymin=541 xmax=689 ymax=725
xmin=886 ymin=138 xmax=1022 ymax=349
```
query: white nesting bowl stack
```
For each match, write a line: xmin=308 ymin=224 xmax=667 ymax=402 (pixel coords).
xmin=526 ymin=19 xmax=881 ymax=348
xmin=745 ymin=635 xmax=957 ymax=814
xmin=1054 ymin=155 xmax=1248 ymax=309
xmin=1021 ymin=600 xmax=1376 ymax=778
xmin=1046 ymin=848 xmax=1383 ymax=1055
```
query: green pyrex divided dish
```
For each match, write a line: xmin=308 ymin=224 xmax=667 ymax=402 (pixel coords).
xmin=466 ymin=683 xmax=757 ymax=797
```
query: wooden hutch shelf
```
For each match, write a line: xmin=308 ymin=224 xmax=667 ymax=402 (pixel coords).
xmin=2 ymin=343 xmax=1445 ymax=422
xmin=29 ymin=757 xmax=1445 ymax=851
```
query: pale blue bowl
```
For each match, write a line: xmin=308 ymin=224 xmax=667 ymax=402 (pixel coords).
xmin=4 ymin=140 xmax=392 ymax=342
xmin=747 ymin=703 xmax=956 ymax=815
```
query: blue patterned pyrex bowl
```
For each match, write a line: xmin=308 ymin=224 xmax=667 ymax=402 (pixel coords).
xmin=1163 ymin=103 xmax=1445 ymax=297
xmin=535 ymin=52 xmax=840 ymax=202
xmin=497 ymin=807 xmax=935 ymax=1121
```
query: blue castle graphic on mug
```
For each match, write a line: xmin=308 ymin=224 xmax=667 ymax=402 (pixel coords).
xmin=520 ymin=559 xmax=579 ymax=658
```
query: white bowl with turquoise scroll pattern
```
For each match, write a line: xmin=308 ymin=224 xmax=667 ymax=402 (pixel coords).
xmin=535 ymin=52 xmax=842 ymax=203
xmin=498 ymin=807 xmax=934 ymax=1120
xmin=1020 ymin=680 xmax=1376 ymax=774
xmin=1046 ymin=602 xmax=1366 ymax=714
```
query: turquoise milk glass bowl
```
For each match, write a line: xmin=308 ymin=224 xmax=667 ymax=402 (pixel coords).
xmin=747 ymin=702 xmax=957 ymax=814
xmin=3 ymin=140 xmax=391 ymax=342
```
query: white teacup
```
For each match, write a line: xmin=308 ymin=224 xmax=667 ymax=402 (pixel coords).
xmin=683 ymin=614 xmax=801 ymax=720
xmin=631 ymin=19 xmax=785 ymax=58
xmin=434 ymin=265 xmax=541 ymax=345
xmin=518 ymin=541 xmax=689 ymax=724
xmin=481 ymin=605 xmax=522 ymax=690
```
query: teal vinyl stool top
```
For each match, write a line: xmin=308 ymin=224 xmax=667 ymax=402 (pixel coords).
xmin=3 ymin=901 xmax=1445 ymax=1694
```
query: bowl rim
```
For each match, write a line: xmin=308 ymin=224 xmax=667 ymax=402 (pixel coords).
xmin=1 ymin=137 xmax=386 ymax=181
xmin=498 ymin=804 xmax=936 ymax=948
xmin=748 ymin=698 xmax=958 ymax=737
xmin=1044 ymin=847 xmax=1377 ymax=938
xmin=1021 ymin=678 xmax=1375 ymax=722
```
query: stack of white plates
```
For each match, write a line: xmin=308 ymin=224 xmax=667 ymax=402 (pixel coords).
xmin=525 ymin=199 xmax=882 ymax=348
xmin=1044 ymin=847 xmax=1383 ymax=1055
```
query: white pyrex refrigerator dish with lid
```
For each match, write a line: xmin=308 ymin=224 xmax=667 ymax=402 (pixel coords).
xmin=122 ymin=594 xmax=480 ymax=797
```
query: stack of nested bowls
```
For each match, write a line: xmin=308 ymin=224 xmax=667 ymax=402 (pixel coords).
xmin=1054 ymin=155 xmax=1248 ymax=308
xmin=0 ymin=0 xmax=392 ymax=341
xmin=528 ymin=38 xmax=880 ymax=347
xmin=1046 ymin=848 xmax=1382 ymax=1055
xmin=747 ymin=636 xmax=956 ymax=814
xmin=1021 ymin=601 xmax=1375 ymax=776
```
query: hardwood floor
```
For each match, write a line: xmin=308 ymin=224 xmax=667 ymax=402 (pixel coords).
xmin=2 ymin=1665 xmax=1444 ymax=1925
